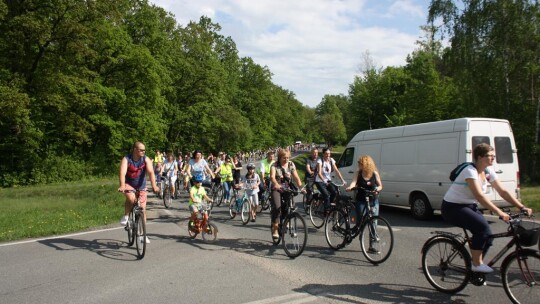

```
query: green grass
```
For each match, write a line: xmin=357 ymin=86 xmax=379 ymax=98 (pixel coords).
xmin=521 ymin=185 xmax=540 ymax=212
xmin=0 ymin=179 xmax=123 ymax=242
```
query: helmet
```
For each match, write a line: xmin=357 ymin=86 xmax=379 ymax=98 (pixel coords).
xmin=193 ymin=175 xmax=204 ymax=183
xmin=247 ymin=163 xmax=255 ymax=170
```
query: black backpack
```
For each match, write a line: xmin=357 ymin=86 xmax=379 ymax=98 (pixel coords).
xmin=449 ymin=162 xmax=475 ymax=181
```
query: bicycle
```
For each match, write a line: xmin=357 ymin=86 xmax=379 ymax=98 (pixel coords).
xmin=158 ymin=175 xmax=166 ymax=199
xmin=302 ymin=179 xmax=318 ymax=214
xmin=210 ymin=174 xmax=224 ymax=207
xmin=421 ymin=210 xmax=539 ymax=304
xmin=271 ymin=185 xmax=308 ymax=259
xmin=309 ymin=181 xmax=345 ymax=229
xmin=188 ymin=201 xmax=218 ymax=242
xmin=256 ymin=177 xmax=271 ymax=213
xmin=162 ymin=174 xmax=173 ymax=208
xmin=324 ymin=186 xmax=394 ymax=265
xmin=174 ymin=170 xmax=186 ymax=199
xmin=229 ymin=184 xmax=252 ymax=225
xmin=123 ymin=190 xmax=147 ymax=259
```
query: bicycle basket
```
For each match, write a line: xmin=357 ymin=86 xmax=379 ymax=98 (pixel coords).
xmin=515 ymin=220 xmax=540 ymax=247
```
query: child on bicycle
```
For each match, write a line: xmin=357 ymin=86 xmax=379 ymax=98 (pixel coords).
xmin=189 ymin=176 xmax=213 ymax=225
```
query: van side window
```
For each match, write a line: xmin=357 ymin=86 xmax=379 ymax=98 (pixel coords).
xmin=472 ymin=136 xmax=490 ymax=147
xmin=494 ymin=137 xmax=513 ymax=164
xmin=337 ymin=147 xmax=355 ymax=168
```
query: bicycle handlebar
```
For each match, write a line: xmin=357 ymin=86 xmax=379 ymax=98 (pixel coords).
xmin=329 ymin=181 xmax=345 ymax=187
xmin=349 ymin=186 xmax=378 ymax=194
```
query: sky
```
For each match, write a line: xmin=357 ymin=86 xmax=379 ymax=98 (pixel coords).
xmin=150 ymin=0 xmax=432 ymax=108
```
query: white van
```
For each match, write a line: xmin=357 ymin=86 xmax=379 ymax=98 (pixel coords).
xmin=336 ymin=118 xmax=520 ymax=220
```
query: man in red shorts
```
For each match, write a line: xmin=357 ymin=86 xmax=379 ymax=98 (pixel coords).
xmin=118 ymin=141 xmax=159 ymax=243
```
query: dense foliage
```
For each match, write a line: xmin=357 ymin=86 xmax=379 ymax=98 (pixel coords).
xmin=344 ymin=1 xmax=540 ymax=183
xmin=1 ymin=0 xmax=539 ymax=186
xmin=0 ymin=0 xmax=322 ymax=186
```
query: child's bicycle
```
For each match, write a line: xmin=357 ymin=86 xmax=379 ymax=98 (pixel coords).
xmin=421 ymin=210 xmax=539 ymax=304
xmin=271 ymin=185 xmax=308 ymax=259
xmin=122 ymin=190 xmax=147 ymax=260
xmin=229 ymin=184 xmax=253 ymax=225
xmin=188 ymin=201 xmax=218 ymax=242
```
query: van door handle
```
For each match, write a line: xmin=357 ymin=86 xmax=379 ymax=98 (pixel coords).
xmin=495 ymin=170 xmax=503 ymax=174
xmin=348 ymin=171 xmax=354 ymax=173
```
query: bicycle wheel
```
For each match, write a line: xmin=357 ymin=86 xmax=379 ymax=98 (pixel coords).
xmin=255 ymin=202 xmax=263 ymax=213
xmin=261 ymin=191 xmax=270 ymax=211
xmin=202 ymin=222 xmax=218 ymax=242
xmin=163 ymin=185 xmax=172 ymax=208
xmin=229 ymin=199 xmax=237 ymax=219
xmin=282 ymin=213 xmax=308 ymax=258
xmin=126 ymin=211 xmax=135 ymax=246
xmin=215 ymin=186 xmax=224 ymax=207
xmin=241 ymin=199 xmax=251 ymax=225
xmin=501 ymin=249 xmax=540 ymax=304
xmin=159 ymin=180 xmax=164 ymax=199
xmin=309 ymin=197 xmax=325 ymax=229
xmin=135 ymin=213 xmax=146 ymax=259
xmin=187 ymin=220 xmax=198 ymax=239
xmin=324 ymin=210 xmax=348 ymax=250
xmin=302 ymin=193 xmax=310 ymax=214
xmin=421 ymin=237 xmax=471 ymax=293
xmin=359 ymin=216 xmax=393 ymax=264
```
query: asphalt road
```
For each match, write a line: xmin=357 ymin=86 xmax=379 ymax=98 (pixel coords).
xmin=0 ymin=181 xmax=524 ymax=304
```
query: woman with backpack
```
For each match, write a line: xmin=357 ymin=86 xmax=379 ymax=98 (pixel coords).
xmin=441 ymin=143 xmax=532 ymax=273
xmin=269 ymin=149 xmax=303 ymax=240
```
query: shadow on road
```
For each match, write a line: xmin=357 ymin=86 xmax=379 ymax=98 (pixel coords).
xmin=38 ymin=237 xmax=140 ymax=261
xmin=294 ymin=282 xmax=473 ymax=304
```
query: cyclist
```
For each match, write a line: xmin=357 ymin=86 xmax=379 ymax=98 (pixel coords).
xmin=187 ymin=150 xmax=214 ymax=187
xmin=242 ymin=163 xmax=261 ymax=221
xmin=258 ymin=150 xmax=275 ymax=201
xmin=315 ymin=148 xmax=346 ymax=210
xmin=346 ymin=155 xmax=383 ymax=253
xmin=160 ymin=151 xmax=178 ymax=199
xmin=188 ymin=176 xmax=213 ymax=226
xmin=153 ymin=149 xmax=164 ymax=184
xmin=269 ymin=149 xmax=303 ymax=240
xmin=441 ymin=143 xmax=532 ymax=273
xmin=304 ymin=147 xmax=319 ymax=202
xmin=232 ymin=154 xmax=243 ymax=186
xmin=214 ymin=155 xmax=234 ymax=205
xmin=118 ymin=142 xmax=159 ymax=243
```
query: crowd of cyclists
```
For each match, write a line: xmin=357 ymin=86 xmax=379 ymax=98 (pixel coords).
xmin=119 ymin=143 xmax=353 ymax=243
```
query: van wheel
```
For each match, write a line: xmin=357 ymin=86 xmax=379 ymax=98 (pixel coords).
xmin=411 ymin=194 xmax=433 ymax=220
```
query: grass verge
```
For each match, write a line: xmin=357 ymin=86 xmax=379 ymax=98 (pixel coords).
xmin=0 ymin=179 xmax=123 ymax=242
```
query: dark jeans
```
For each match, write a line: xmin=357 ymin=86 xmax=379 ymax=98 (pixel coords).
xmin=441 ymin=201 xmax=493 ymax=252
xmin=315 ymin=181 xmax=337 ymax=209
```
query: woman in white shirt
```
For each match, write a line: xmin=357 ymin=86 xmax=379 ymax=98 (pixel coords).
xmin=441 ymin=143 xmax=532 ymax=273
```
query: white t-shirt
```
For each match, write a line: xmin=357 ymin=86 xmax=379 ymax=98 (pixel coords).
xmin=189 ymin=159 xmax=209 ymax=180
xmin=443 ymin=165 xmax=497 ymax=204
xmin=315 ymin=158 xmax=335 ymax=183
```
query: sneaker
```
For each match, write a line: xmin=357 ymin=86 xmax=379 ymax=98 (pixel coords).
xmin=120 ymin=215 xmax=128 ymax=226
xmin=144 ymin=237 xmax=151 ymax=244
xmin=367 ymin=247 xmax=380 ymax=254
xmin=471 ymin=264 xmax=493 ymax=273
